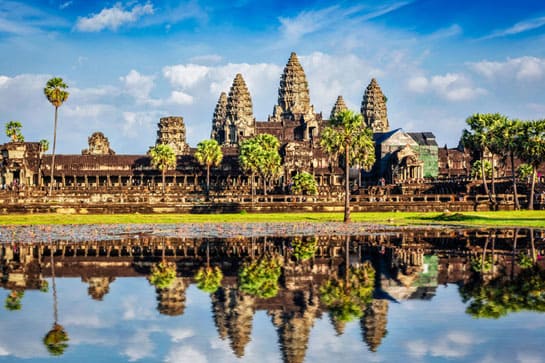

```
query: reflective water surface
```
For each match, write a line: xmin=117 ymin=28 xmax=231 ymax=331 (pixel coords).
xmin=1 ymin=226 xmax=545 ymax=363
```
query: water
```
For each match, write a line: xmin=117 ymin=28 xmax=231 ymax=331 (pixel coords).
xmin=1 ymin=226 xmax=544 ymax=362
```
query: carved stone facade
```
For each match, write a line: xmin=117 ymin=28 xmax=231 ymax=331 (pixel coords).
xmin=361 ymin=78 xmax=389 ymax=133
xmin=82 ymin=132 xmax=115 ymax=156
xmin=155 ymin=116 xmax=190 ymax=155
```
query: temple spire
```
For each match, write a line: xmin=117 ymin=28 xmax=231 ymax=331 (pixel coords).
xmin=225 ymin=73 xmax=254 ymax=144
xmin=274 ymin=52 xmax=311 ymax=121
xmin=361 ymin=78 xmax=389 ymax=132
xmin=330 ymin=95 xmax=348 ymax=119
xmin=211 ymin=92 xmax=228 ymax=144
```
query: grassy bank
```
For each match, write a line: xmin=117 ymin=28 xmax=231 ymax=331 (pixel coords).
xmin=1 ymin=210 xmax=545 ymax=228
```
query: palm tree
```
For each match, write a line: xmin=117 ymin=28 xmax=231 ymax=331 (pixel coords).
xmin=239 ymin=140 xmax=261 ymax=201
xmin=515 ymin=120 xmax=545 ymax=210
xmin=291 ymin=171 xmax=318 ymax=196
xmin=44 ymin=78 xmax=69 ymax=196
xmin=194 ymin=139 xmax=223 ymax=196
xmin=461 ymin=113 xmax=504 ymax=207
xmin=149 ymin=144 xmax=177 ymax=194
xmin=495 ymin=119 xmax=522 ymax=209
xmin=195 ymin=241 xmax=223 ymax=293
xmin=320 ymin=109 xmax=375 ymax=222
xmin=43 ymin=251 xmax=69 ymax=356
xmin=5 ymin=121 xmax=24 ymax=142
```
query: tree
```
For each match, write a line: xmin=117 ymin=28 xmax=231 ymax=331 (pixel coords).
xmin=239 ymin=134 xmax=282 ymax=197
xmin=470 ymin=160 xmax=492 ymax=180
xmin=5 ymin=121 xmax=24 ymax=142
xmin=43 ymin=252 xmax=69 ymax=356
xmin=239 ymin=254 xmax=283 ymax=299
xmin=194 ymin=139 xmax=223 ymax=196
xmin=515 ymin=120 xmax=545 ymax=210
xmin=461 ymin=113 xmax=505 ymax=207
xmin=291 ymin=171 xmax=318 ymax=196
xmin=195 ymin=241 xmax=223 ymax=293
xmin=320 ymin=110 xmax=375 ymax=222
xmin=38 ymin=139 xmax=49 ymax=187
xmin=44 ymin=77 xmax=69 ymax=196
xmin=495 ymin=119 xmax=523 ymax=209
xmin=149 ymin=144 xmax=177 ymax=194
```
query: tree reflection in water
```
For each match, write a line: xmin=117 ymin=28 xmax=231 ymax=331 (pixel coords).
xmin=0 ymin=227 xmax=544 ymax=361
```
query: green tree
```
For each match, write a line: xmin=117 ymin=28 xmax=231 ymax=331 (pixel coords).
xmin=4 ymin=290 xmax=24 ymax=311
xmin=239 ymin=254 xmax=282 ymax=299
xmin=194 ymin=139 xmax=223 ymax=196
xmin=495 ymin=119 xmax=523 ymax=209
xmin=43 ymin=252 xmax=69 ymax=356
xmin=515 ymin=120 xmax=545 ymax=210
xmin=461 ymin=113 xmax=505 ymax=206
xmin=148 ymin=262 xmax=177 ymax=289
xmin=149 ymin=144 xmax=177 ymax=194
xmin=239 ymin=134 xmax=282 ymax=197
xmin=291 ymin=171 xmax=318 ymax=195
xmin=320 ymin=261 xmax=375 ymax=324
xmin=320 ymin=110 xmax=375 ymax=222
xmin=195 ymin=241 xmax=223 ymax=293
xmin=291 ymin=236 xmax=317 ymax=261
xmin=470 ymin=160 xmax=492 ymax=180
xmin=44 ymin=77 xmax=69 ymax=196
xmin=5 ymin=121 xmax=24 ymax=142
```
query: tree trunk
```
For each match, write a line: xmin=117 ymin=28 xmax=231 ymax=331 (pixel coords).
xmin=162 ymin=170 xmax=166 ymax=194
xmin=480 ymin=152 xmax=491 ymax=204
xmin=529 ymin=168 xmax=536 ymax=210
xmin=251 ymin=172 xmax=255 ymax=204
xmin=48 ymin=106 xmax=58 ymax=196
xmin=263 ymin=175 xmax=267 ymax=196
xmin=530 ymin=228 xmax=536 ymax=264
xmin=511 ymin=152 xmax=519 ymax=210
xmin=511 ymin=228 xmax=518 ymax=280
xmin=490 ymin=155 xmax=496 ymax=209
xmin=344 ymin=146 xmax=351 ymax=223
xmin=206 ymin=165 xmax=210 ymax=197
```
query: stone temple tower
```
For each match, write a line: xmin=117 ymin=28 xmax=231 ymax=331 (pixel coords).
xmin=155 ymin=116 xmax=190 ymax=155
xmin=330 ymin=95 xmax=348 ymax=119
xmin=211 ymin=92 xmax=228 ymax=144
xmin=270 ymin=52 xmax=315 ymax=122
xmin=225 ymin=73 xmax=255 ymax=145
xmin=361 ymin=78 xmax=389 ymax=132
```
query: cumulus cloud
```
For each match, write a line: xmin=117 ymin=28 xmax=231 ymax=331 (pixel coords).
xmin=406 ymin=331 xmax=480 ymax=359
xmin=123 ymin=331 xmax=154 ymax=362
xmin=165 ymin=346 xmax=207 ymax=363
xmin=470 ymin=56 xmax=545 ymax=81
xmin=163 ymin=64 xmax=210 ymax=89
xmin=407 ymin=73 xmax=486 ymax=101
xmin=75 ymin=2 xmax=154 ymax=32
xmin=120 ymin=69 xmax=156 ymax=101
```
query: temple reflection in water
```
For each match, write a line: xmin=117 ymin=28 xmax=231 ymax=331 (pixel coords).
xmin=1 ymin=228 xmax=545 ymax=362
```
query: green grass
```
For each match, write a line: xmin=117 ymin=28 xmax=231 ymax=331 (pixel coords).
xmin=1 ymin=210 xmax=545 ymax=228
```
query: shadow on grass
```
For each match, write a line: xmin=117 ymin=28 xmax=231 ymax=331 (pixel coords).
xmin=410 ymin=212 xmax=545 ymax=226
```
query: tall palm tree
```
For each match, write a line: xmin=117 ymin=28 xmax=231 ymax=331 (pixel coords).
xmin=516 ymin=120 xmax=545 ymax=210
xmin=194 ymin=139 xmax=223 ymax=196
xmin=44 ymin=78 xmax=69 ymax=196
xmin=5 ymin=121 xmax=24 ymax=142
xmin=149 ymin=144 xmax=177 ymax=194
xmin=495 ymin=119 xmax=522 ymax=209
xmin=43 ymin=251 xmax=69 ymax=356
xmin=320 ymin=109 xmax=375 ymax=223
xmin=239 ymin=140 xmax=261 ymax=202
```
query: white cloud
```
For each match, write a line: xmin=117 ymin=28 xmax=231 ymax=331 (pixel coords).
xmin=168 ymin=328 xmax=195 ymax=342
xmin=122 ymin=111 xmax=160 ymax=139
xmin=123 ymin=331 xmax=154 ymax=362
xmin=516 ymin=351 xmax=544 ymax=363
xmin=165 ymin=346 xmax=208 ymax=363
xmin=485 ymin=16 xmax=545 ymax=39
xmin=406 ymin=331 xmax=480 ymax=359
xmin=189 ymin=54 xmax=223 ymax=64
xmin=168 ymin=90 xmax=194 ymax=105
xmin=75 ymin=2 xmax=154 ymax=32
xmin=120 ymin=69 xmax=156 ymax=101
xmin=407 ymin=73 xmax=486 ymax=101
xmin=59 ymin=1 xmax=73 ymax=10
xmin=163 ymin=64 xmax=210 ymax=89
xmin=470 ymin=56 xmax=545 ymax=81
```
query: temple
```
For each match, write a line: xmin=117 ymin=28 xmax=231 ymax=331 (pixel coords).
xmin=0 ymin=51 xmax=514 ymax=198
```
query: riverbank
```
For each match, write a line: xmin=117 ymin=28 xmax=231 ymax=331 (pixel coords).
xmin=1 ymin=210 xmax=545 ymax=228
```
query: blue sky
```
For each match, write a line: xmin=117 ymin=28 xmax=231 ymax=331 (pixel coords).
xmin=1 ymin=0 xmax=545 ymax=153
